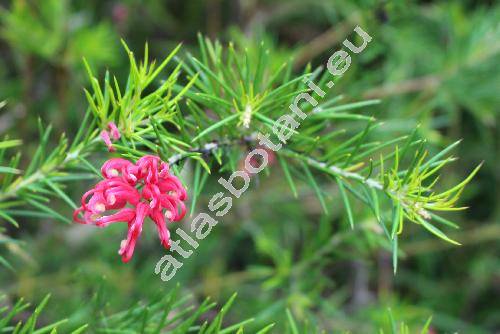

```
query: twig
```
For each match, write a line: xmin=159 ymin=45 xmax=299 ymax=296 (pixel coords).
xmin=362 ymin=75 xmax=441 ymax=99
xmin=168 ymin=134 xmax=258 ymax=165
xmin=293 ymin=14 xmax=360 ymax=70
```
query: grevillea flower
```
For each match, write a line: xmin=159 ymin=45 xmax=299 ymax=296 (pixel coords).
xmin=74 ymin=155 xmax=188 ymax=262
xmin=100 ymin=122 xmax=121 ymax=152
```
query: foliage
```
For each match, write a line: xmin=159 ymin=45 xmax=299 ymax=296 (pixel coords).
xmin=0 ymin=291 xmax=267 ymax=333
xmin=0 ymin=291 xmax=436 ymax=334
xmin=0 ymin=0 xmax=498 ymax=333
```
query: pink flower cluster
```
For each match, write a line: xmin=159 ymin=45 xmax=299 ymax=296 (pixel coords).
xmin=100 ymin=122 xmax=121 ymax=152
xmin=73 ymin=155 xmax=187 ymax=262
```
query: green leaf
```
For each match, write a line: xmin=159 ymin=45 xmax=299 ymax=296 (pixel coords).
xmin=391 ymin=202 xmax=402 ymax=239
xmin=392 ymin=235 xmax=398 ymax=275
xmin=277 ymin=155 xmax=298 ymax=198
xmin=417 ymin=217 xmax=461 ymax=245
xmin=302 ymin=162 xmax=328 ymax=214
xmin=256 ymin=324 xmax=275 ymax=334
xmin=313 ymin=99 xmax=380 ymax=114
xmin=286 ymin=309 xmax=299 ymax=334
xmin=0 ymin=139 xmax=22 ymax=149
xmin=336 ymin=177 xmax=354 ymax=229
xmin=0 ymin=255 xmax=15 ymax=272
xmin=43 ymin=179 xmax=77 ymax=209
xmin=0 ymin=210 xmax=19 ymax=227
xmin=191 ymin=113 xmax=239 ymax=142
xmin=26 ymin=199 xmax=72 ymax=224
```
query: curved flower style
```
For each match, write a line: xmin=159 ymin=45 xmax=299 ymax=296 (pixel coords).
xmin=73 ymin=155 xmax=188 ymax=262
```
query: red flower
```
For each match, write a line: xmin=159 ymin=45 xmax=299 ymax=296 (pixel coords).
xmin=100 ymin=122 xmax=121 ymax=152
xmin=74 ymin=155 xmax=188 ymax=262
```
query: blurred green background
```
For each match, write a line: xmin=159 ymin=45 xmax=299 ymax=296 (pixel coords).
xmin=0 ymin=0 xmax=498 ymax=332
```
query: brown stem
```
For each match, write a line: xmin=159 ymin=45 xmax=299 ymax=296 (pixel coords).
xmin=293 ymin=16 xmax=359 ymax=70
xmin=362 ymin=75 xmax=441 ymax=99
xmin=206 ymin=0 xmax=221 ymax=39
